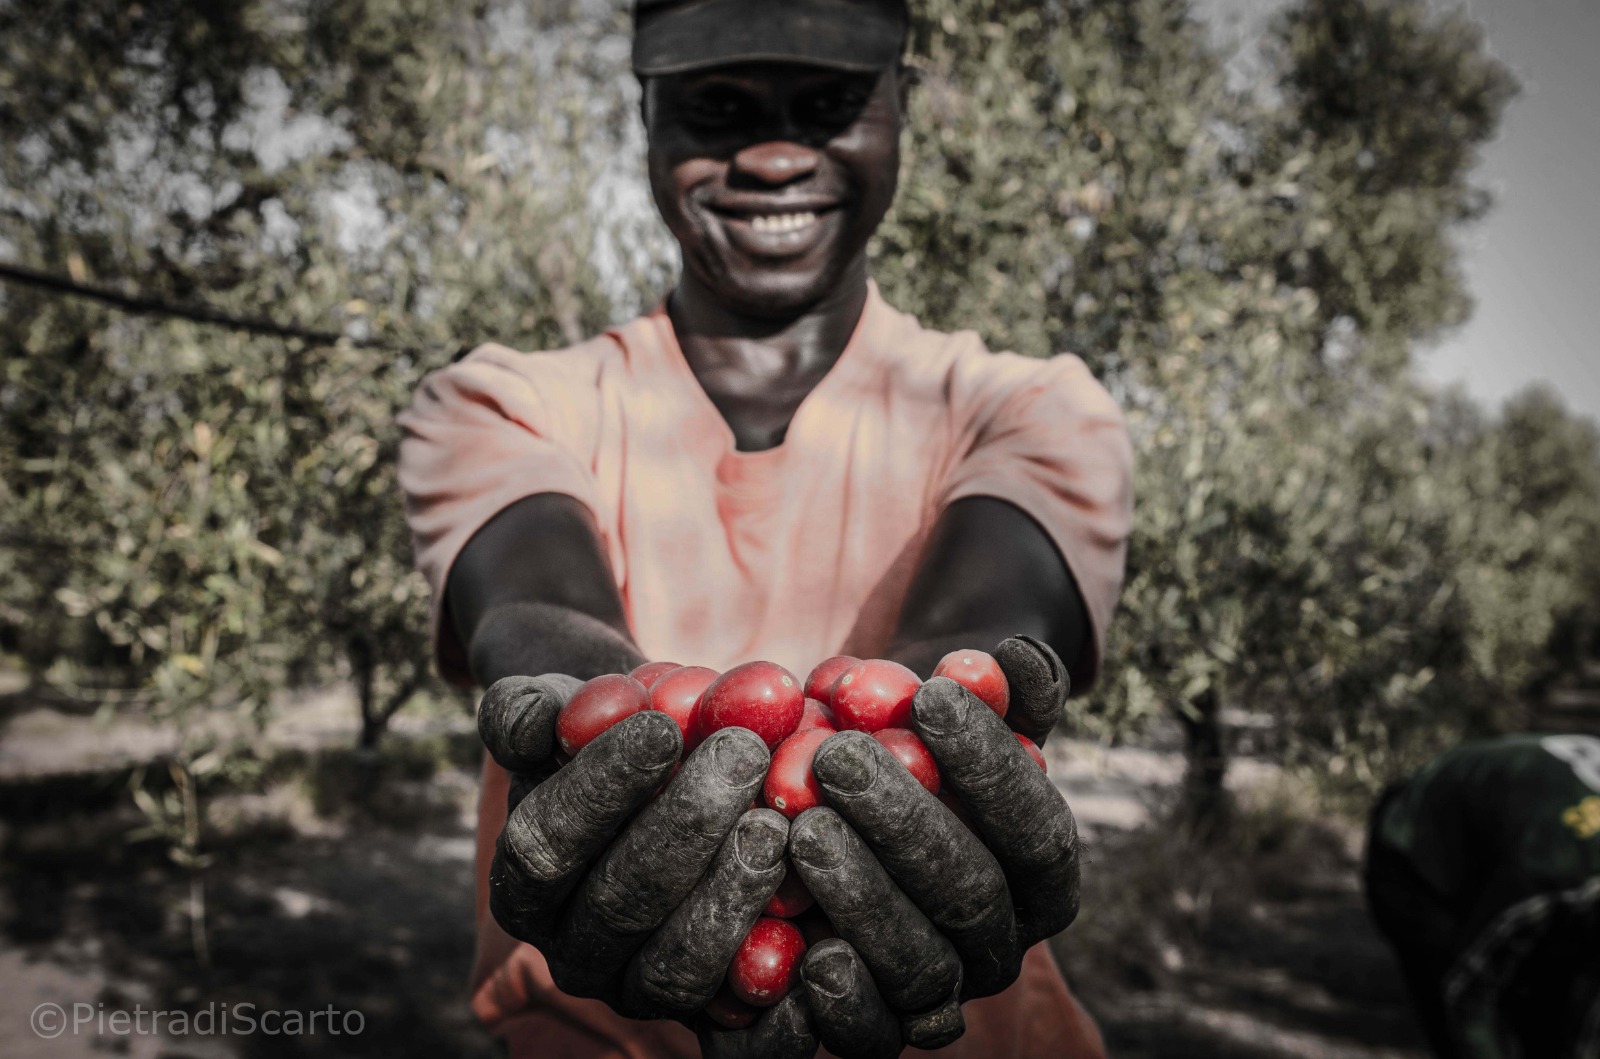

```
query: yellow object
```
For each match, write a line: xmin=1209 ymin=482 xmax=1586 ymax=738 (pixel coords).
xmin=1560 ymin=795 xmax=1600 ymax=839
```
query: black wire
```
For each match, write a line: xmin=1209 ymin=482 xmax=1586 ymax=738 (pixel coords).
xmin=0 ymin=259 xmax=468 ymax=359
xmin=0 ymin=259 xmax=347 ymax=344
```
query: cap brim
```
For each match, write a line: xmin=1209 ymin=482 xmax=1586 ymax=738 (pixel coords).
xmin=634 ymin=0 xmax=906 ymax=76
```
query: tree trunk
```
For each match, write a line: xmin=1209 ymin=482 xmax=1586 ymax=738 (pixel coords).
xmin=357 ymin=667 xmax=421 ymax=752
xmin=1177 ymin=687 xmax=1231 ymax=838
xmin=352 ymin=639 xmax=382 ymax=751
xmin=358 ymin=709 xmax=385 ymax=751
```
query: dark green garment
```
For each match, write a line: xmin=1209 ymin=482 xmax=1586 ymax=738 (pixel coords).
xmin=1377 ymin=733 xmax=1600 ymax=924
xmin=1372 ymin=733 xmax=1600 ymax=1059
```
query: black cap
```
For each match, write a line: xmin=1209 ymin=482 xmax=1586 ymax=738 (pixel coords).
xmin=633 ymin=0 xmax=909 ymax=76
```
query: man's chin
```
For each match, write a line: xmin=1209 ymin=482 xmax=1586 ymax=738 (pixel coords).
xmin=697 ymin=265 xmax=854 ymax=322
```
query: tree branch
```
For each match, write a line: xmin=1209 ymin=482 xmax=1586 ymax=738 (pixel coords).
xmin=0 ymin=259 xmax=345 ymax=344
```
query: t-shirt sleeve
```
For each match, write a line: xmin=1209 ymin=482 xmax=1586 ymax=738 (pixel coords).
xmin=938 ymin=352 xmax=1134 ymax=691
xmin=397 ymin=343 xmax=602 ymax=686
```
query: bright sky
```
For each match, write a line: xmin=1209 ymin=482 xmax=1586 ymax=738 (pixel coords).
xmin=1196 ymin=0 xmax=1600 ymax=424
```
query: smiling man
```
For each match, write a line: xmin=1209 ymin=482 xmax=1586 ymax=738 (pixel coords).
xmin=397 ymin=1 xmax=1132 ymax=1057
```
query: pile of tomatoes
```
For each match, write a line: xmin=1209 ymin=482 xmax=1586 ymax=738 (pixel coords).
xmin=551 ymin=650 xmax=1044 ymax=1027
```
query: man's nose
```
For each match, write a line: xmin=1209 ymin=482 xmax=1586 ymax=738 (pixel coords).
xmin=731 ymin=141 xmax=820 ymax=186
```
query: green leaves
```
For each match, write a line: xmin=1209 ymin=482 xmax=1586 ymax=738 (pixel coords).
xmin=1 ymin=0 xmax=1590 ymax=801
xmin=0 ymin=0 xmax=633 ymax=751
xmin=876 ymin=0 xmax=1589 ymax=795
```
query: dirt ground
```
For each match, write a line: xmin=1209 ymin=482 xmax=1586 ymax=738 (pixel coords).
xmin=0 ymin=678 xmax=1429 ymax=1058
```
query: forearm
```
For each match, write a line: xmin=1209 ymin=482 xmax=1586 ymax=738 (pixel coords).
xmin=468 ymin=600 xmax=647 ymax=685
xmin=886 ymin=498 xmax=1091 ymax=683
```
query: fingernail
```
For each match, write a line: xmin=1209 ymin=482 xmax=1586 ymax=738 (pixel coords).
xmin=733 ymin=817 xmax=787 ymax=872
xmin=813 ymin=734 xmax=877 ymax=795
xmin=804 ymin=946 xmax=854 ymax=999
xmin=791 ymin=811 xmax=847 ymax=870
xmin=1019 ymin=635 xmax=1065 ymax=686
xmin=903 ymin=996 xmax=965 ymax=1049
xmin=623 ymin=712 xmax=681 ymax=769
xmin=506 ymin=694 xmax=546 ymax=751
xmin=915 ymin=679 xmax=970 ymax=735
xmin=711 ymin=729 xmax=767 ymax=787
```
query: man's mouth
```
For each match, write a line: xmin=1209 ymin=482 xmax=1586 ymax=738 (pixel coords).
xmin=748 ymin=211 xmax=818 ymax=234
xmin=703 ymin=201 xmax=840 ymax=260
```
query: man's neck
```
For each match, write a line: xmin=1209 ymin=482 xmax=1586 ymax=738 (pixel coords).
xmin=668 ymin=261 xmax=871 ymax=383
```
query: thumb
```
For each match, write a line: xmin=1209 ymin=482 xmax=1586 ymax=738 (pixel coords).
xmin=993 ymin=636 xmax=1069 ymax=745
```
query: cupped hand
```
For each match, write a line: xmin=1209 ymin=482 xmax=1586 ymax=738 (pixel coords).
xmin=787 ymin=635 xmax=1081 ymax=1055
xmin=477 ymin=673 xmax=899 ymax=1059
xmin=480 ymin=675 xmax=771 ymax=1006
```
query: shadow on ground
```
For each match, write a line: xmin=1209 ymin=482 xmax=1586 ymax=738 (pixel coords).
xmin=1058 ymin=804 xmax=1429 ymax=1059
xmin=1 ymin=735 xmax=498 ymax=1058
xmin=1 ymin=701 xmax=1431 ymax=1059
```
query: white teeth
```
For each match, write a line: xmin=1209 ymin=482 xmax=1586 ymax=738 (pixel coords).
xmin=750 ymin=211 xmax=817 ymax=234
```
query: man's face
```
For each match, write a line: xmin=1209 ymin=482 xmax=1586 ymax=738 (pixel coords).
xmin=643 ymin=62 xmax=906 ymax=318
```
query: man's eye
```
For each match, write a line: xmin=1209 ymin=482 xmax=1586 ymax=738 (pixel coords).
xmin=804 ymin=88 xmax=870 ymax=123
xmin=686 ymin=90 xmax=750 ymax=126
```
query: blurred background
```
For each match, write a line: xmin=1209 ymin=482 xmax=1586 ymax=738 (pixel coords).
xmin=2 ymin=0 xmax=1596 ymax=1055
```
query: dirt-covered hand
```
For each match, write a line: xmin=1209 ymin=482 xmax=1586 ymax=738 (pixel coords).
xmin=694 ymin=991 xmax=816 ymax=1059
xmin=789 ymin=635 xmax=1080 ymax=1044
xmin=693 ymin=937 xmax=912 ymax=1059
xmin=479 ymin=675 xmax=776 ymax=1013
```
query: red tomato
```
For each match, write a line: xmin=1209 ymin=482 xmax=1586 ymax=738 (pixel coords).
xmin=1016 ymin=731 xmax=1048 ymax=773
xmin=871 ymin=727 xmax=942 ymax=794
xmin=932 ymin=648 xmax=1010 ymax=718
xmin=647 ymin=665 xmax=719 ymax=749
xmin=803 ymin=654 xmax=860 ymax=705
xmin=629 ymin=660 xmax=682 ymax=688
xmin=556 ymin=674 xmax=650 ymax=757
xmin=763 ymin=728 xmax=833 ymax=819
xmin=697 ymin=661 xmax=805 ymax=751
xmin=796 ymin=696 xmax=838 ymax=733
xmin=763 ymin=864 xmax=815 ymax=918
xmin=705 ymin=982 xmax=758 ymax=1028
xmin=830 ymin=659 xmax=921 ymax=733
xmin=729 ymin=917 xmax=806 ymax=1007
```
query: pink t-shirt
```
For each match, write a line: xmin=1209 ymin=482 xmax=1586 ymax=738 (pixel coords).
xmin=400 ymin=280 xmax=1132 ymax=690
xmin=397 ymin=280 xmax=1132 ymax=1058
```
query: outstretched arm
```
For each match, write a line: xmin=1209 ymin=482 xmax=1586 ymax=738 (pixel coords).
xmin=886 ymin=496 xmax=1090 ymax=681
xmin=446 ymin=493 xmax=646 ymax=684
xmin=789 ymin=495 xmax=1093 ymax=1056
xmin=456 ymin=491 xmax=895 ymax=1058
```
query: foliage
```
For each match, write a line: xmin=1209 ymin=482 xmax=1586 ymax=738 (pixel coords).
xmin=2 ymin=0 xmax=1596 ymax=818
xmin=872 ymin=0 xmax=1588 ymax=811
xmin=0 ymin=0 xmax=639 ymax=752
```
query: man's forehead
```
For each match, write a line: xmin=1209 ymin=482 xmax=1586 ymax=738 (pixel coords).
xmin=633 ymin=0 xmax=908 ymax=78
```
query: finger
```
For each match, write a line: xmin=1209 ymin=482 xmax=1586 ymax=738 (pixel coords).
xmin=993 ymin=635 xmax=1069 ymax=744
xmin=478 ymin=674 xmax=583 ymax=774
xmin=788 ymin=807 xmax=963 ymax=1032
xmin=697 ymin=990 xmax=816 ymax=1059
xmin=913 ymin=677 xmax=1080 ymax=944
xmin=810 ymin=731 xmax=1021 ymax=998
xmin=507 ymin=771 xmax=537 ymax=816
xmin=548 ymin=727 xmax=770 ymax=997
xmin=802 ymin=939 xmax=901 ymax=1059
xmin=622 ymin=809 xmax=789 ymax=1017
xmin=489 ymin=709 xmax=680 ymax=948
xmin=903 ymin=992 xmax=965 ymax=1050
